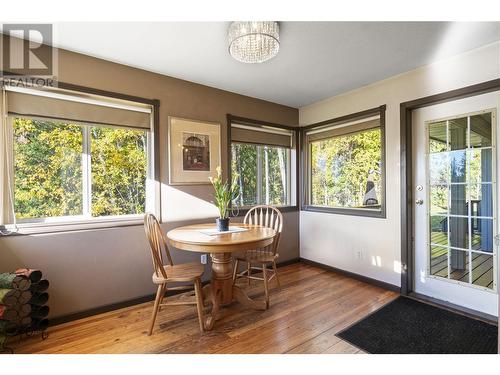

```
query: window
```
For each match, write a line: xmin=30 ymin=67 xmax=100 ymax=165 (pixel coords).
xmin=12 ymin=117 xmax=149 ymax=221
xmin=229 ymin=120 xmax=295 ymax=208
xmin=13 ymin=118 xmax=84 ymax=219
xmin=231 ymin=143 xmax=290 ymax=207
xmin=90 ymin=126 xmax=148 ymax=217
xmin=1 ymin=85 xmax=156 ymax=231
xmin=304 ymin=106 xmax=386 ymax=217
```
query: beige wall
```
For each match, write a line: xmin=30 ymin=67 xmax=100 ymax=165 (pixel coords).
xmin=0 ymin=46 xmax=299 ymax=318
xmin=299 ymin=41 xmax=500 ymax=288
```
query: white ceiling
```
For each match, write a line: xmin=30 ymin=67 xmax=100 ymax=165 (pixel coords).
xmin=51 ymin=22 xmax=500 ymax=108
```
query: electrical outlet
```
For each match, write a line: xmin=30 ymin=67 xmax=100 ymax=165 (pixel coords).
xmin=356 ymin=250 xmax=363 ymax=260
xmin=200 ymin=254 xmax=208 ymax=265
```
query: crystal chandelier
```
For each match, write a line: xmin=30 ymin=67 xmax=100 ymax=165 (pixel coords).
xmin=228 ymin=21 xmax=280 ymax=64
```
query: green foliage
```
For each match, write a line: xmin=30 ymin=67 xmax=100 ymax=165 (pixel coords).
xmin=310 ymin=129 xmax=381 ymax=208
xmin=263 ymin=146 xmax=288 ymax=205
xmin=231 ymin=143 xmax=257 ymax=206
xmin=90 ymin=127 xmax=147 ymax=217
xmin=13 ymin=117 xmax=147 ymax=219
xmin=209 ymin=166 xmax=239 ymax=219
xmin=231 ymin=143 xmax=288 ymax=207
xmin=14 ymin=118 xmax=83 ymax=218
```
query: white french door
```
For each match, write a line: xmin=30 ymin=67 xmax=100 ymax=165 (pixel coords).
xmin=412 ymin=91 xmax=500 ymax=316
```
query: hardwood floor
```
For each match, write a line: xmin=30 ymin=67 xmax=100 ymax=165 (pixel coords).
xmin=10 ymin=263 xmax=398 ymax=354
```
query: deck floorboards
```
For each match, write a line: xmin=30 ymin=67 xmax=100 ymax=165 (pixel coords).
xmin=430 ymin=232 xmax=494 ymax=288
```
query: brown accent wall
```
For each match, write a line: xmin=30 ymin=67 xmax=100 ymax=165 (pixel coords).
xmin=0 ymin=45 xmax=299 ymax=318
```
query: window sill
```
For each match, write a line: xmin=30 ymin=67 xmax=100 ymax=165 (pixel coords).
xmin=1 ymin=215 xmax=145 ymax=236
xmin=301 ymin=205 xmax=386 ymax=218
xmin=232 ymin=205 xmax=298 ymax=217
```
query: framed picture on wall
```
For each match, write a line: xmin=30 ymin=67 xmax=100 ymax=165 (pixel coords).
xmin=168 ymin=117 xmax=221 ymax=185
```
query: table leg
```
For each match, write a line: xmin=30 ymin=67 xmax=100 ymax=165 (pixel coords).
xmin=202 ymin=284 xmax=220 ymax=331
xmin=210 ymin=253 xmax=234 ymax=305
xmin=202 ymin=252 xmax=267 ymax=330
xmin=233 ymin=285 xmax=267 ymax=310
xmin=202 ymin=253 xmax=232 ymax=330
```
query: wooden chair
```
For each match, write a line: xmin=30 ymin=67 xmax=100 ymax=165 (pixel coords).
xmin=144 ymin=213 xmax=205 ymax=335
xmin=232 ymin=205 xmax=283 ymax=308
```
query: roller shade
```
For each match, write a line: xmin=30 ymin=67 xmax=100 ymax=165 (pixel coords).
xmin=6 ymin=89 xmax=152 ymax=130
xmin=306 ymin=117 xmax=380 ymax=142
xmin=231 ymin=123 xmax=294 ymax=148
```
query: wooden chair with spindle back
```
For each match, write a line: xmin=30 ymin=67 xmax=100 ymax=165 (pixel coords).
xmin=144 ymin=213 xmax=205 ymax=334
xmin=232 ymin=205 xmax=283 ymax=308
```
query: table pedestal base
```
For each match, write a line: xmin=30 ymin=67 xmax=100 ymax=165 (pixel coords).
xmin=203 ymin=253 xmax=267 ymax=330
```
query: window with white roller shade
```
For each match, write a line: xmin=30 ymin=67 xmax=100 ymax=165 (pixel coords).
xmin=230 ymin=120 xmax=295 ymax=208
xmin=0 ymin=85 xmax=156 ymax=233
xmin=5 ymin=86 xmax=152 ymax=130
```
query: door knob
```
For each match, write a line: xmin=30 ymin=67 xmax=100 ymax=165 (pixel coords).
xmin=415 ymin=199 xmax=424 ymax=205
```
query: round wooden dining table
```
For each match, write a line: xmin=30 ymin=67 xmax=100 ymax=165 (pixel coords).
xmin=166 ymin=222 xmax=275 ymax=330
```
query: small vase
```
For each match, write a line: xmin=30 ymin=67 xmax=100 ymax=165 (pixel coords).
xmin=216 ymin=217 xmax=230 ymax=232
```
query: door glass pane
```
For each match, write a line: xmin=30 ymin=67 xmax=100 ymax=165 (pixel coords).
xmin=449 ymin=249 xmax=469 ymax=282
xmin=430 ymin=245 xmax=448 ymax=277
xmin=468 ymin=184 xmax=493 ymax=218
xmin=470 ymin=113 xmax=492 ymax=148
xmin=430 ymin=215 xmax=448 ymax=246
xmin=449 ymin=184 xmax=467 ymax=216
xmin=473 ymin=218 xmax=493 ymax=253
xmin=449 ymin=150 xmax=466 ymax=183
xmin=429 ymin=121 xmax=448 ymax=153
xmin=448 ymin=117 xmax=467 ymax=151
xmin=449 ymin=217 xmax=469 ymax=250
xmin=427 ymin=111 xmax=495 ymax=290
xmin=469 ymin=148 xmax=492 ymax=183
xmin=472 ymin=253 xmax=494 ymax=289
xmin=430 ymin=185 xmax=448 ymax=215
xmin=429 ymin=153 xmax=448 ymax=184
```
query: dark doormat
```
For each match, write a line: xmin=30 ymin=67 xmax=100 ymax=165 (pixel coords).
xmin=337 ymin=296 xmax=498 ymax=354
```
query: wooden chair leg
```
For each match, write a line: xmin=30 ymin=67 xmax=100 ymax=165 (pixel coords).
xmin=247 ymin=261 xmax=251 ymax=286
xmin=232 ymin=259 xmax=239 ymax=285
xmin=148 ymin=284 xmax=165 ymax=336
xmin=272 ymin=260 xmax=281 ymax=290
xmin=262 ymin=264 xmax=269 ymax=309
xmin=194 ymin=278 xmax=205 ymax=333
xmin=158 ymin=291 xmax=166 ymax=312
